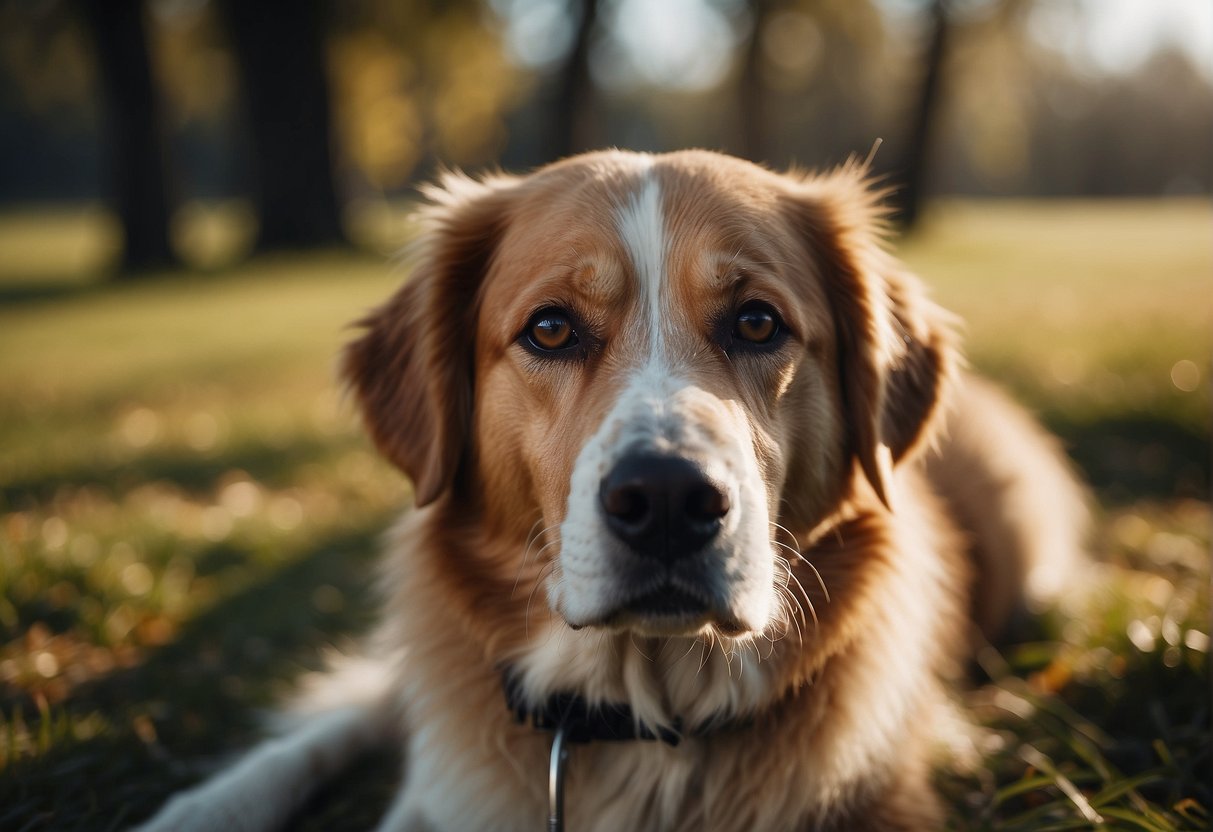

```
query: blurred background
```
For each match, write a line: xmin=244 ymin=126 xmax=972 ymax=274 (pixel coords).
xmin=0 ymin=1 xmax=1209 ymax=830
xmin=0 ymin=0 xmax=1210 ymax=270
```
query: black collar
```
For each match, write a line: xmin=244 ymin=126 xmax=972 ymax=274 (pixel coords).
xmin=503 ymin=671 xmax=684 ymax=746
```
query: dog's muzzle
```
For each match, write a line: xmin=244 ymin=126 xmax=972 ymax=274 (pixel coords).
xmin=594 ymin=453 xmax=737 ymax=625
xmin=598 ymin=453 xmax=730 ymax=560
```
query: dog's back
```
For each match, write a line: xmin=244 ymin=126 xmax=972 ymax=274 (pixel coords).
xmin=928 ymin=374 xmax=1089 ymax=642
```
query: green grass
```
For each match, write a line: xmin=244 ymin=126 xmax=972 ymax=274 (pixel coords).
xmin=0 ymin=200 xmax=1209 ymax=830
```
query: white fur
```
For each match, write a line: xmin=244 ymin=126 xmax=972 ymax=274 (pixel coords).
xmin=136 ymin=152 xmax=1089 ymax=832
xmin=616 ymin=176 xmax=667 ymax=351
xmin=549 ymin=368 xmax=776 ymax=624
xmin=398 ymin=476 xmax=955 ymax=832
xmin=550 ymin=172 xmax=774 ymax=634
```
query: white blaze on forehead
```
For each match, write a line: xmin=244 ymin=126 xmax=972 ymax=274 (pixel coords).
xmin=614 ymin=176 xmax=667 ymax=352
xmin=551 ymin=166 xmax=776 ymax=635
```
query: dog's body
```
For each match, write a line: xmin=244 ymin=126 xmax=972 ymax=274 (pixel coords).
xmin=138 ymin=150 xmax=1087 ymax=832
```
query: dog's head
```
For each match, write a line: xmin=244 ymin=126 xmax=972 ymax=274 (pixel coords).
xmin=345 ymin=150 xmax=953 ymax=645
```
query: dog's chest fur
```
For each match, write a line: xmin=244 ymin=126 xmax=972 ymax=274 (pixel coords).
xmin=133 ymin=150 xmax=1089 ymax=832
xmin=382 ymin=471 xmax=965 ymax=832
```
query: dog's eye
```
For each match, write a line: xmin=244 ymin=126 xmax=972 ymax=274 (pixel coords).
xmin=526 ymin=308 xmax=579 ymax=352
xmin=733 ymin=304 xmax=781 ymax=345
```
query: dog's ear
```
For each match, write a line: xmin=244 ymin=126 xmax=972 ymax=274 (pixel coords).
xmin=782 ymin=164 xmax=957 ymax=508
xmin=342 ymin=172 xmax=519 ymax=506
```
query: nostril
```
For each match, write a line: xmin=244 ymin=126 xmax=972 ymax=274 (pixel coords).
xmin=686 ymin=484 xmax=730 ymax=524
xmin=602 ymin=484 xmax=650 ymax=526
xmin=599 ymin=454 xmax=726 ymax=560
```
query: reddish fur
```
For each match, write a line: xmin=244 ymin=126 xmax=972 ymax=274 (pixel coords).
xmin=138 ymin=150 xmax=1086 ymax=832
xmin=333 ymin=150 xmax=1061 ymax=830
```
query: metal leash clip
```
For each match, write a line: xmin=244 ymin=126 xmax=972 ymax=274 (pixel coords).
xmin=548 ymin=724 xmax=570 ymax=832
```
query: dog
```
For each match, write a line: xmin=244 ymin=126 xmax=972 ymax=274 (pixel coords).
xmin=136 ymin=149 xmax=1087 ymax=831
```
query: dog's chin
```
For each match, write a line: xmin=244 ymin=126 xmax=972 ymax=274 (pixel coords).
xmin=571 ymin=615 xmax=752 ymax=639
xmin=565 ymin=587 xmax=756 ymax=638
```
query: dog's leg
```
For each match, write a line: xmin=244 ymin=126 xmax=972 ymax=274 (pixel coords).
xmin=134 ymin=655 xmax=399 ymax=832
xmin=133 ymin=703 xmax=387 ymax=832
xmin=372 ymin=786 xmax=428 ymax=832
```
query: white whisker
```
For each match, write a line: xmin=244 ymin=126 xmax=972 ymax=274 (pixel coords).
xmin=769 ymin=520 xmax=803 ymax=555
xmin=513 ymin=517 xmax=557 ymax=597
xmin=776 ymin=553 xmax=819 ymax=631
xmin=524 ymin=562 xmax=556 ymax=639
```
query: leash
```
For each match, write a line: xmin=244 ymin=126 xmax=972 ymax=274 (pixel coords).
xmin=547 ymin=725 xmax=570 ymax=832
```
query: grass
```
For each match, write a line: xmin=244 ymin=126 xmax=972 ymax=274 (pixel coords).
xmin=0 ymin=199 xmax=1209 ymax=830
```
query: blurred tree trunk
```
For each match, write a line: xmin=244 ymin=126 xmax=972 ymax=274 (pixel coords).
xmin=221 ymin=0 xmax=346 ymax=250
xmin=890 ymin=0 xmax=950 ymax=229
xmin=81 ymin=0 xmax=179 ymax=274
xmin=551 ymin=0 xmax=599 ymax=159
xmin=739 ymin=0 xmax=774 ymax=163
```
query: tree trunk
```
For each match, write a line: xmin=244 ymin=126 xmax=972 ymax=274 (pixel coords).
xmin=550 ymin=0 xmax=599 ymax=160
xmin=890 ymin=0 xmax=950 ymax=230
xmin=81 ymin=0 xmax=179 ymax=274
xmin=221 ymin=0 xmax=345 ymax=250
xmin=739 ymin=0 xmax=773 ymax=163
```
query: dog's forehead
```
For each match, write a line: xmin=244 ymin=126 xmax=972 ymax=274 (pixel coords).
xmin=483 ymin=152 xmax=799 ymax=324
xmin=531 ymin=151 xmax=789 ymax=253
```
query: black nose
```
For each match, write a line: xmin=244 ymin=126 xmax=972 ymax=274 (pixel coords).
xmin=599 ymin=455 xmax=730 ymax=560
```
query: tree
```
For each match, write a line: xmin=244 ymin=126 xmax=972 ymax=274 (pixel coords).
xmin=220 ymin=0 xmax=346 ymax=250
xmin=888 ymin=0 xmax=950 ymax=229
xmin=550 ymin=0 xmax=600 ymax=160
xmin=80 ymin=0 xmax=179 ymax=273
xmin=738 ymin=0 xmax=776 ymax=163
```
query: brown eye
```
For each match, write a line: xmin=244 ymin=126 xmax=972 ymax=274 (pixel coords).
xmin=526 ymin=308 xmax=578 ymax=352
xmin=733 ymin=305 xmax=780 ymax=345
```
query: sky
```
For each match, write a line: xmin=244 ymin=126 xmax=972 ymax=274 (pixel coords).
xmin=491 ymin=0 xmax=1213 ymax=91
xmin=1026 ymin=0 xmax=1213 ymax=80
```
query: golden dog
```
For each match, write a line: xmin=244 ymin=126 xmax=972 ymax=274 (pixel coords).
xmin=138 ymin=150 xmax=1087 ymax=832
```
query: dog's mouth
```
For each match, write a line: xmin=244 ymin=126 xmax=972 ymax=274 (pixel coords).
xmin=578 ymin=581 xmax=748 ymax=637
xmin=625 ymin=585 xmax=710 ymax=618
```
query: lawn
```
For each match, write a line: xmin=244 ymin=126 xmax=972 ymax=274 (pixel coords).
xmin=0 ymin=199 xmax=1208 ymax=830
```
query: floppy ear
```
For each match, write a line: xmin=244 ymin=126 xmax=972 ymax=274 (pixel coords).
xmin=342 ymin=172 xmax=519 ymax=506
xmin=782 ymin=163 xmax=957 ymax=508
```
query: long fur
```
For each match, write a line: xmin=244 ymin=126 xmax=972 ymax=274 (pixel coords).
xmin=135 ymin=150 xmax=1087 ymax=832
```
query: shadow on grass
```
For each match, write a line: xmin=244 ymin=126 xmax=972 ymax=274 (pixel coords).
xmin=1 ymin=434 xmax=363 ymax=510
xmin=0 ymin=280 xmax=101 ymax=307
xmin=0 ymin=247 xmax=389 ymax=309
xmin=0 ymin=522 xmax=398 ymax=831
xmin=0 ymin=526 xmax=364 ymax=649
xmin=944 ymin=651 xmax=1211 ymax=830
xmin=0 ymin=265 xmax=199 ymax=308
xmin=1049 ymin=415 xmax=1210 ymax=505
xmin=1066 ymin=661 xmax=1211 ymax=810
